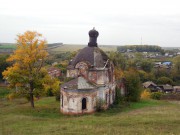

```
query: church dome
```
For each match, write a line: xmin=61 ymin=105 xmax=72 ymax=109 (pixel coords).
xmin=68 ymin=28 xmax=109 ymax=69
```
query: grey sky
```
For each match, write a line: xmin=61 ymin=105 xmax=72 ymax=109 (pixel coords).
xmin=0 ymin=0 xmax=180 ymax=47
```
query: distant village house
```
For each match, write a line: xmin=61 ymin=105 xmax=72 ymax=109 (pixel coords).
xmin=47 ymin=67 xmax=61 ymax=78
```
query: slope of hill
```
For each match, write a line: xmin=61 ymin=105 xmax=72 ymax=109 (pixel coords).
xmin=0 ymin=95 xmax=179 ymax=135
xmin=0 ymin=43 xmax=16 ymax=49
xmin=49 ymin=44 xmax=117 ymax=53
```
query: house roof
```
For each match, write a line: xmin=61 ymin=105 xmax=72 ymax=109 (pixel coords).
xmin=162 ymin=62 xmax=172 ymax=65
xmin=143 ymin=81 xmax=157 ymax=88
xmin=173 ymin=86 xmax=180 ymax=89
xmin=61 ymin=76 xmax=96 ymax=90
xmin=162 ymin=84 xmax=173 ymax=90
xmin=47 ymin=67 xmax=61 ymax=72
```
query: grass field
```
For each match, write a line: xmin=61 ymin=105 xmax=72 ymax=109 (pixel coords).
xmin=0 ymin=43 xmax=16 ymax=49
xmin=0 ymin=90 xmax=180 ymax=135
xmin=49 ymin=44 xmax=117 ymax=53
xmin=0 ymin=44 xmax=117 ymax=54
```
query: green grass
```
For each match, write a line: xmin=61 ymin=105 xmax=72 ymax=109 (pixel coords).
xmin=0 ymin=44 xmax=16 ymax=49
xmin=0 ymin=87 xmax=10 ymax=98
xmin=0 ymin=97 xmax=180 ymax=135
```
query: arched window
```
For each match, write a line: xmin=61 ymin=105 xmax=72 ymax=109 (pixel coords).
xmin=82 ymin=98 xmax=87 ymax=110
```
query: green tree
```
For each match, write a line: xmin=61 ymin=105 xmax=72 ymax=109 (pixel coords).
xmin=172 ymin=56 xmax=180 ymax=84
xmin=3 ymin=31 xmax=59 ymax=108
xmin=117 ymin=45 xmax=164 ymax=53
xmin=140 ymin=60 xmax=153 ymax=72
xmin=157 ymin=76 xmax=173 ymax=85
xmin=109 ymin=52 xmax=126 ymax=70
xmin=153 ymin=68 xmax=172 ymax=79
xmin=124 ymin=69 xmax=142 ymax=102
xmin=0 ymin=55 xmax=10 ymax=81
xmin=173 ymin=56 xmax=180 ymax=74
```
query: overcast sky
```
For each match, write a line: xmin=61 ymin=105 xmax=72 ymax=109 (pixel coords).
xmin=0 ymin=0 xmax=180 ymax=47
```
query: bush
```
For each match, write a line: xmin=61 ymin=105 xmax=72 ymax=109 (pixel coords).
xmin=55 ymin=90 xmax=60 ymax=101
xmin=150 ymin=92 xmax=163 ymax=100
xmin=114 ymin=87 xmax=122 ymax=104
xmin=46 ymin=88 xmax=54 ymax=97
xmin=96 ymin=98 xmax=105 ymax=112
xmin=141 ymin=89 xmax=151 ymax=99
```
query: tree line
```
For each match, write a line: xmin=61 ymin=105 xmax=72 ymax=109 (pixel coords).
xmin=117 ymin=45 xmax=165 ymax=53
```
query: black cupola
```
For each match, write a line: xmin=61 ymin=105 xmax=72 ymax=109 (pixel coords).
xmin=88 ymin=27 xmax=99 ymax=47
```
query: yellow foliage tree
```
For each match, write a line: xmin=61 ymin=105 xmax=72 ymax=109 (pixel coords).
xmin=3 ymin=31 xmax=59 ymax=108
xmin=141 ymin=89 xmax=151 ymax=99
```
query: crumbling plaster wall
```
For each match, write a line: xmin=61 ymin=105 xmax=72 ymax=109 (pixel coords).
xmin=61 ymin=90 xmax=97 ymax=114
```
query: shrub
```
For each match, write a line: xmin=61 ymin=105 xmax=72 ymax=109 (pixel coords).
xmin=150 ymin=92 xmax=163 ymax=100
xmin=96 ymin=98 xmax=105 ymax=112
xmin=55 ymin=90 xmax=60 ymax=101
xmin=114 ymin=87 xmax=122 ymax=104
xmin=46 ymin=88 xmax=54 ymax=97
xmin=141 ymin=89 xmax=151 ymax=99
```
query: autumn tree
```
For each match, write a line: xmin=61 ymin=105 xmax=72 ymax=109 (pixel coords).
xmin=3 ymin=31 xmax=57 ymax=108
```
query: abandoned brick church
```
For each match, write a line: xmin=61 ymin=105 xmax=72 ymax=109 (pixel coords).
xmin=60 ymin=28 xmax=116 ymax=114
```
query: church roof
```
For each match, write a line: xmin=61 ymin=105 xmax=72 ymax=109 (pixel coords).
xmin=61 ymin=76 xmax=96 ymax=90
xmin=68 ymin=47 xmax=109 ymax=69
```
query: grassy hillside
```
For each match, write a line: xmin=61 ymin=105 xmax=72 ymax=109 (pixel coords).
xmin=0 ymin=95 xmax=179 ymax=135
xmin=0 ymin=43 xmax=117 ymax=54
xmin=0 ymin=43 xmax=16 ymax=49
xmin=49 ymin=44 xmax=117 ymax=53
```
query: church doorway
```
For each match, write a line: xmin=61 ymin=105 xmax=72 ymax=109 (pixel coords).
xmin=82 ymin=98 xmax=87 ymax=110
